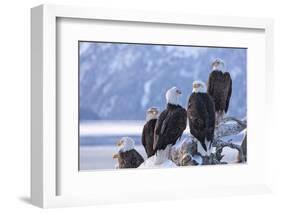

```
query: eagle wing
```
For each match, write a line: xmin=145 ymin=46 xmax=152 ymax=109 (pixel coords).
xmin=153 ymin=107 xmax=187 ymax=151
xmin=142 ymin=120 xmax=157 ymax=157
xmin=119 ymin=150 xmax=144 ymax=168
xmin=207 ymin=70 xmax=217 ymax=96
xmin=153 ymin=110 xmax=168 ymax=150
xmin=205 ymin=94 xmax=216 ymax=142
xmin=224 ymin=72 xmax=232 ymax=113
xmin=166 ymin=108 xmax=187 ymax=138
xmin=130 ymin=149 xmax=144 ymax=168
xmin=187 ymin=94 xmax=209 ymax=151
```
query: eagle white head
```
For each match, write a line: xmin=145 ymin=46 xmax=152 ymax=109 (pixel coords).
xmin=192 ymin=80 xmax=207 ymax=93
xmin=116 ymin=137 xmax=135 ymax=152
xmin=146 ymin=107 xmax=159 ymax=121
xmin=212 ymin=58 xmax=225 ymax=71
xmin=165 ymin=86 xmax=182 ymax=105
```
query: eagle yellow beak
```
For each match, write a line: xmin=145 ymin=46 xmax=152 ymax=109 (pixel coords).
xmin=112 ymin=153 xmax=119 ymax=159
xmin=193 ymin=84 xmax=199 ymax=89
xmin=116 ymin=140 xmax=123 ymax=146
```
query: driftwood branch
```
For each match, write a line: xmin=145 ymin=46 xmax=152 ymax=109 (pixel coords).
xmin=171 ymin=117 xmax=247 ymax=166
xmin=220 ymin=116 xmax=247 ymax=129
xmin=214 ymin=140 xmax=245 ymax=163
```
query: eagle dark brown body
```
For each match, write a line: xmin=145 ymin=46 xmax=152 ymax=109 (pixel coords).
xmin=117 ymin=149 xmax=144 ymax=168
xmin=187 ymin=92 xmax=215 ymax=151
xmin=142 ymin=118 xmax=157 ymax=157
xmin=153 ymin=103 xmax=187 ymax=152
xmin=207 ymin=70 xmax=232 ymax=113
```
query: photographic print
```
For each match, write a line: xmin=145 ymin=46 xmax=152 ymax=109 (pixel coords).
xmin=79 ymin=41 xmax=247 ymax=171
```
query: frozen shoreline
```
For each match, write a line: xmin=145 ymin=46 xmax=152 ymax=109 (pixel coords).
xmin=79 ymin=120 xmax=246 ymax=170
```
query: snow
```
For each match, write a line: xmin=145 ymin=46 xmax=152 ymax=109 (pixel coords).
xmin=192 ymin=155 xmax=203 ymax=165
xmin=165 ymin=46 xmax=208 ymax=59
xmin=99 ymin=96 xmax=118 ymax=118
xmin=139 ymin=155 xmax=177 ymax=168
xmin=217 ymin=128 xmax=246 ymax=164
xmin=79 ymin=42 xmax=91 ymax=55
xmin=78 ymin=42 xmax=247 ymax=169
xmin=141 ymin=79 xmax=154 ymax=108
xmin=172 ymin=136 xmax=193 ymax=150
xmin=220 ymin=128 xmax=247 ymax=145
xmin=215 ymin=119 xmax=246 ymax=138
xmin=80 ymin=120 xmax=191 ymax=137
xmin=79 ymin=42 xmax=247 ymax=120
xmin=179 ymin=68 xmax=193 ymax=78
xmin=109 ymin=49 xmax=138 ymax=72
xmin=80 ymin=120 xmax=145 ymax=136
xmin=221 ymin=147 xmax=239 ymax=164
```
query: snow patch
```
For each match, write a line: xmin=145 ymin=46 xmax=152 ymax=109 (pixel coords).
xmin=110 ymin=50 xmax=138 ymax=73
xmin=172 ymin=136 xmax=192 ymax=150
xmin=221 ymin=147 xmax=239 ymax=163
xmin=141 ymin=79 xmax=154 ymax=108
xmin=139 ymin=155 xmax=177 ymax=168
xmin=220 ymin=128 xmax=247 ymax=145
xmin=165 ymin=46 xmax=208 ymax=59
xmin=80 ymin=42 xmax=91 ymax=55
xmin=192 ymin=154 xmax=203 ymax=165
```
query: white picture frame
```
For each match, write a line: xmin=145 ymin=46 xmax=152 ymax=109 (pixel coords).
xmin=31 ymin=4 xmax=274 ymax=208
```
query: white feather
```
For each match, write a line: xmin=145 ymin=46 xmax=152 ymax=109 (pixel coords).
xmin=146 ymin=107 xmax=159 ymax=121
xmin=192 ymin=80 xmax=207 ymax=93
xmin=165 ymin=87 xmax=180 ymax=105
xmin=212 ymin=58 xmax=225 ymax=71
xmin=196 ymin=139 xmax=213 ymax=156
xmin=154 ymin=144 xmax=172 ymax=165
xmin=118 ymin=137 xmax=135 ymax=152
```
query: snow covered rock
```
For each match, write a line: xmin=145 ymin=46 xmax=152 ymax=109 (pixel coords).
xmin=170 ymin=119 xmax=247 ymax=166
xmin=215 ymin=117 xmax=246 ymax=138
xmin=220 ymin=147 xmax=239 ymax=164
xmin=170 ymin=136 xmax=197 ymax=166
xmin=214 ymin=128 xmax=247 ymax=164
xmin=218 ymin=128 xmax=247 ymax=145
xmin=138 ymin=117 xmax=247 ymax=168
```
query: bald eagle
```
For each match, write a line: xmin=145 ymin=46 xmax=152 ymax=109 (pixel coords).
xmin=153 ymin=87 xmax=187 ymax=164
xmin=113 ymin=137 xmax=144 ymax=168
xmin=187 ymin=81 xmax=216 ymax=156
xmin=142 ymin=107 xmax=159 ymax=158
xmin=207 ymin=58 xmax=232 ymax=124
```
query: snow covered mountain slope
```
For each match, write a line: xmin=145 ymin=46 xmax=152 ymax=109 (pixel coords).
xmin=79 ymin=42 xmax=247 ymax=120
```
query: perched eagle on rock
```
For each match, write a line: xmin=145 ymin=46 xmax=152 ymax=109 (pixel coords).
xmin=142 ymin=107 xmax=159 ymax=158
xmin=207 ymin=58 xmax=232 ymax=124
xmin=113 ymin=137 xmax=144 ymax=168
xmin=153 ymin=87 xmax=187 ymax=164
xmin=187 ymin=81 xmax=216 ymax=156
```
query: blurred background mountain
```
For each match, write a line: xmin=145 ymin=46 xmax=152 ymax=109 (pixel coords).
xmin=79 ymin=42 xmax=247 ymax=121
